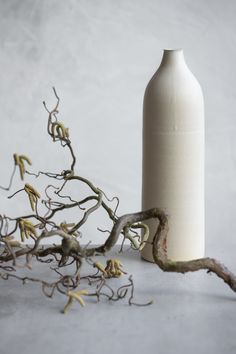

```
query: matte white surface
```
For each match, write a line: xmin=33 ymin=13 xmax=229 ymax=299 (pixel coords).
xmin=0 ymin=0 xmax=236 ymax=251
xmin=142 ymin=49 xmax=205 ymax=261
xmin=0 ymin=246 xmax=236 ymax=354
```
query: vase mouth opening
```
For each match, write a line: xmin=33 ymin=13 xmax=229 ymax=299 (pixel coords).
xmin=160 ymin=48 xmax=186 ymax=67
xmin=163 ymin=48 xmax=183 ymax=53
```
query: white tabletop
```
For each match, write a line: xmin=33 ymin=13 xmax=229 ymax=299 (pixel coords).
xmin=0 ymin=246 xmax=236 ymax=354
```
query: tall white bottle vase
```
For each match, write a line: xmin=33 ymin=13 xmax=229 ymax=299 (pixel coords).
xmin=141 ymin=49 xmax=205 ymax=262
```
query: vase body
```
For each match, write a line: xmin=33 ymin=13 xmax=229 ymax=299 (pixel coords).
xmin=141 ymin=49 xmax=205 ymax=262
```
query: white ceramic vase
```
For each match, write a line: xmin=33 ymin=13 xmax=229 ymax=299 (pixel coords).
xmin=141 ymin=49 xmax=205 ymax=262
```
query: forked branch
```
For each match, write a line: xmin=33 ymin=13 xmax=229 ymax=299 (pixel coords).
xmin=0 ymin=88 xmax=235 ymax=314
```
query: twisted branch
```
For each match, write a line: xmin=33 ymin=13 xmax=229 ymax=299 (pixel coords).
xmin=0 ymin=87 xmax=235 ymax=314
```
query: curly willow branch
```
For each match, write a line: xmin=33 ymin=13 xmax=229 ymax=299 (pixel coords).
xmin=85 ymin=208 xmax=236 ymax=293
xmin=152 ymin=214 xmax=236 ymax=292
xmin=0 ymin=87 xmax=236 ymax=314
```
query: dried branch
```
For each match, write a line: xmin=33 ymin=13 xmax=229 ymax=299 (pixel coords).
xmin=152 ymin=215 xmax=236 ymax=292
xmin=0 ymin=87 xmax=235 ymax=315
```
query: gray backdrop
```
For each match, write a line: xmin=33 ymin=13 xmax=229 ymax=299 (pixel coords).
xmin=0 ymin=0 xmax=235 ymax=255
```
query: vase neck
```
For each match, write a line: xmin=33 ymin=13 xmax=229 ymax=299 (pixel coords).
xmin=160 ymin=49 xmax=186 ymax=68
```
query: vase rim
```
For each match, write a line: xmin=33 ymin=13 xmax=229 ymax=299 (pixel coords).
xmin=163 ymin=48 xmax=183 ymax=52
